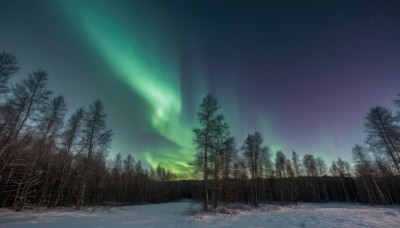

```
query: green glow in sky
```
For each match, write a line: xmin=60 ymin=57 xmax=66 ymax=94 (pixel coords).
xmin=58 ymin=1 xmax=288 ymax=177
xmin=61 ymin=1 xmax=194 ymax=176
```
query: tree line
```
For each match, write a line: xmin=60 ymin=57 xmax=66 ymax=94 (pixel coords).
xmin=1 ymin=51 xmax=399 ymax=211
xmin=191 ymin=93 xmax=400 ymax=210
xmin=0 ymin=51 xmax=180 ymax=209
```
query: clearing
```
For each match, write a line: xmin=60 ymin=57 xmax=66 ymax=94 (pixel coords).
xmin=0 ymin=201 xmax=399 ymax=227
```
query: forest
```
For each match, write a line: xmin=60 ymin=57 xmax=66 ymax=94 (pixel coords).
xmin=0 ymin=51 xmax=399 ymax=211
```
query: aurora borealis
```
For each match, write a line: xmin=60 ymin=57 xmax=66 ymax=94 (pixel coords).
xmin=1 ymin=0 xmax=400 ymax=177
xmin=60 ymin=1 xmax=194 ymax=173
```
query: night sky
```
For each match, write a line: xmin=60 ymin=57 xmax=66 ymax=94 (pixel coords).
xmin=1 ymin=0 xmax=400 ymax=176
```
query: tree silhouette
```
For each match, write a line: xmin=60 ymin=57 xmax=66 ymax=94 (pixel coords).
xmin=242 ymin=131 xmax=266 ymax=207
xmin=192 ymin=94 xmax=220 ymax=211
xmin=78 ymin=100 xmax=112 ymax=206
xmin=0 ymin=51 xmax=19 ymax=94
xmin=365 ymin=107 xmax=400 ymax=174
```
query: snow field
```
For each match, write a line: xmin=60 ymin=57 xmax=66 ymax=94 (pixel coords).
xmin=0 ymin=201 xmax=399 ymax=227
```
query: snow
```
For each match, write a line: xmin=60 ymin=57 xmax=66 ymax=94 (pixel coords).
xmin=0 ymin=201 xmax=399 ymax=227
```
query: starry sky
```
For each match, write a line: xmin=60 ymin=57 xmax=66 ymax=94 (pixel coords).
xmin=1 ymin=0 xmax=400 ymax=176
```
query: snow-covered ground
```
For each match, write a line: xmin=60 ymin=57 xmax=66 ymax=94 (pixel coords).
xmin=0 ymin=201 xmax=399 ymax=228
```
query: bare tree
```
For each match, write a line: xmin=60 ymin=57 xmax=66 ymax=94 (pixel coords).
xmin=209 ymin=114 xmax=230 ymax=208
xmin=221 ymin=136 xmax=236 ymax=202
xmin=122 ymin=154 xmax=134 ymax=202
xmin=34 ymin=95 xmax=67 ymax=206
xmin=0 ymin=70 xmax=51 ymax=159
xmin=0 ymin=51 xmax=19 ymax=94
xmin=192 ymin=94 xmax=220 ymax=211
xmin=352 ymin=144 xmax=386 ymax=204
xmin=333 ymin=157 xmax=352 ymax=202
xmin=55 ymin=107 xmax=85 ymax=205
xmin=393 ymin=93 xmax=400 ymax=120
xmin=112 ymin=153 xmax=123 ymax=201
xmin=302 ymin=154 xmax=319 ymax=201
xmin=365 ymin=107 xmax=400 ymax=174
xmin=292 ymin=151 xmax=301 ymax=177
xmin=0 ymin=71 xmax=51 ymax=209
xmin=352 ymin=144 xmax=374 ymax=176
xmin=303 ymin=154 xmax=317 ymax=177
xmin=61 ymin=107 xmax=85 ymax=155
xmin=316 ymin=156 xmax=329 ymax=201
xmin=242 ymin=131 xmax=265 ymax=207
xmin=316 ymin=157 xmax=327 ymax=177
xmin=275 ymin=151 xmax=287 ymax=178
xmin=78 ymin=100 xmax=112 ymax=206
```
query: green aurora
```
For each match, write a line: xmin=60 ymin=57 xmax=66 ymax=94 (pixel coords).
xmin=60 ymin=1 xmax=194 ymax=175
xmin=45 ymin=0 xmax=393 ymax=177
xmin=57 ymin=1 xmax=292 ymax=177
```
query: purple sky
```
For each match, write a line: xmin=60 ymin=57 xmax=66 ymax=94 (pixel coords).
xmin=1 ymin=0 xmax=400 ymax=170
